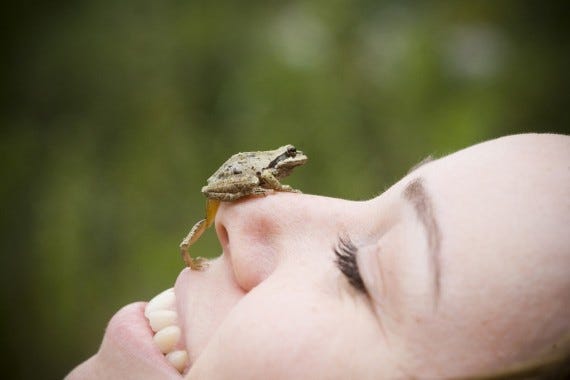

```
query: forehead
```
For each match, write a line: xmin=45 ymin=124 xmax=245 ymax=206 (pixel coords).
xmin=405 ymin=135 xmax=567 ymax=290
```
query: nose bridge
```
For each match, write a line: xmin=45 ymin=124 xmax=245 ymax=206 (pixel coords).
xmin=214 ymin=193 xmax=331 ymax=291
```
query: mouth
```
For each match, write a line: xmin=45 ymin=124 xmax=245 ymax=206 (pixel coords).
xmin=144 ymin=287 xmax=190 ymax=374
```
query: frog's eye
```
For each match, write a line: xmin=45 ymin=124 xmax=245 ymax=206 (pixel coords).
xmin=286 ymin=146 xmax=297 ymax=157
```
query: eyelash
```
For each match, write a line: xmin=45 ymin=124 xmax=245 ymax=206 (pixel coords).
xmin=334 ymin=235 xmax=367 ymax=294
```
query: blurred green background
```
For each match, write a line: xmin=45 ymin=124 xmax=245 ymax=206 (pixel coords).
xmin=1 ymin=1 xmax=568 ymax=378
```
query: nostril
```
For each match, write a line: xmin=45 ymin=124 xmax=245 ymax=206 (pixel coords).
xmin=216 ymin=223 xmax=230 ymax=251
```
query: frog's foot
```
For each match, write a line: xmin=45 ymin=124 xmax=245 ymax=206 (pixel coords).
xmin=251 ymin=187 xmax=272 ymax=196
xmin=266 ymin=183 xmax=302 ymax=193
xmin=277 ymin=185 xmax=302 ymax=193
xmin=259 ymin=171 xmax=302 ymax=193
xmin=185 ymin=255 xmax=208 ymax=271
xmin=249 ymin=186 xmax=300 ymax=197
xmin=180 ymin=247 xmax=208 ymax=270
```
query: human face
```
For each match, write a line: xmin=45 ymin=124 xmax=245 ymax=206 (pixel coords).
xmin=67 ymin=134 xmax=570 ymax=379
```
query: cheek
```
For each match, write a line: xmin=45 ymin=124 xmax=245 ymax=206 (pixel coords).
xmin=188 ymin=274 xmax=368 ymax=379
xmin=190 ymin=295 xmax=325 ymax=377
xmin=197 ymin=266 xmax=395 ymax=378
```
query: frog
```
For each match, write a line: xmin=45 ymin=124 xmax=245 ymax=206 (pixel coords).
xmin=180 ymin=144 xmax=308 ymax=270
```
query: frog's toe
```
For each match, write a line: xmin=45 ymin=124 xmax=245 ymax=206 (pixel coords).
xmin=251 ymin=188 xmax=271 ymax=196
xmin=188 ymin=256 xmax=209 ymax=271
xmin=280 ymin=186 xmax=301 ymax=193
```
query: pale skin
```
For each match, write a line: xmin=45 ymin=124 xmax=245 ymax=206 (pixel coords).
xmin=67 ymin=134 xmax=570 ymax=379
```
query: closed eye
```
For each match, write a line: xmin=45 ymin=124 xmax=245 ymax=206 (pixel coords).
xmin=334 ymin=235 xmax=367 ymax=294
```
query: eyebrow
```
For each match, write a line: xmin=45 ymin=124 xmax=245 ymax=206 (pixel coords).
xmin=402 ymin=177 xmax=442 ymax=308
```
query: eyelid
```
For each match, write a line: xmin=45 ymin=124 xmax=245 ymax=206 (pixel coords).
xmin=356 ymin=241 xmax=386 ymax=309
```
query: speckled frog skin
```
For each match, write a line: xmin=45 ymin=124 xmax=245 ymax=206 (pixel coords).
xmin=201 ymin=144 xmax=308 ymax=201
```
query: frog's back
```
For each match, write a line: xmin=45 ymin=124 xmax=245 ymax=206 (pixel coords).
xmin=206 ymin=151 xmax=266 ymax=183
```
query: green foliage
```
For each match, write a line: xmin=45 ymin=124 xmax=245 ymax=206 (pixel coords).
xmin=1 ymin=1 xmax=568 ymax=378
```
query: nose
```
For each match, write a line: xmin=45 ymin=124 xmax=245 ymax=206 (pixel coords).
xmin=214 ymin=192 xmax=350 ymax=291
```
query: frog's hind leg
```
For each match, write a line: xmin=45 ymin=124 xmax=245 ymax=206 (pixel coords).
xmin=179 ymin=199 xmax=221 ymax=271
xmin=180 ymin=218 xmax=208 ymax=270
xmin=204 ymin=199 xmax=221 ymax=227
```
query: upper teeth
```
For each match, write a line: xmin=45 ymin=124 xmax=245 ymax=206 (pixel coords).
xmin=147 ymin=310 xmax=178 ymax=332
xmin=144 ymin=288 xmax=189 ymax=373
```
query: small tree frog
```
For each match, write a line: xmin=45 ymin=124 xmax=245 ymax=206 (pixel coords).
xmin=180 ymin=144 xmax=308 ymax=270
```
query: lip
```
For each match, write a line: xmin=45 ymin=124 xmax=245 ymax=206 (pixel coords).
xmin=105 ymin=302 xmax=182 ymax=377
xmin=174 ymin=268 xmax=191 ymax=310
xmin=174 ymin=267 xmax=191 ymax=348
xmin=174 ymin=266 xmax=211 ymax=371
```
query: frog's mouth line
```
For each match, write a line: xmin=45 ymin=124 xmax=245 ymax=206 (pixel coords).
xmin=144 ymin=288 xmax=189 ymax=374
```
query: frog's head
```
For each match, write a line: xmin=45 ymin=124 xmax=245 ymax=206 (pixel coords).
xmin=268 ymin=144 xmax=308 ymax=176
